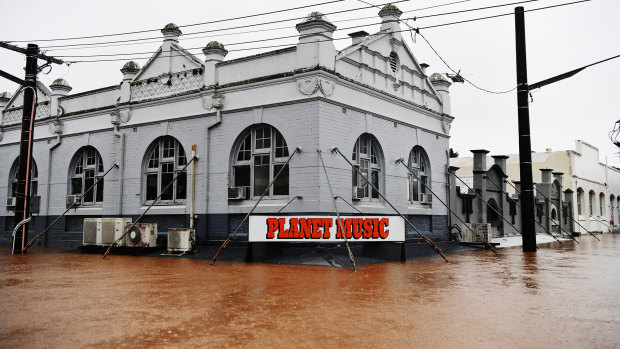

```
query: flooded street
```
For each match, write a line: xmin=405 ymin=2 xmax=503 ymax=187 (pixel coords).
xmin=1 ymin=235 xmax=619 ymax=348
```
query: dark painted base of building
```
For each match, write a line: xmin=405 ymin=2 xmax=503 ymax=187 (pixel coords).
xmin=1 ymin=213 xmax=450 ymax=250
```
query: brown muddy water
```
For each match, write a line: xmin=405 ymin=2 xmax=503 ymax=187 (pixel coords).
xmin=1 ymin=235 xmax=619 ymax=348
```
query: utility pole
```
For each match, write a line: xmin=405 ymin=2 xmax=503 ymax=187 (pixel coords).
xmin=13 ymin=44 xmax=39 ymax=253
xmin=514 ymin=7 xmax=537 ymax=252
xmin=0 ymin=42 xmax=63 ymax=253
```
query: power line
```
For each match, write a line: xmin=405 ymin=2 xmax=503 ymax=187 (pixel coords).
xmin=42 ymin=0 xmax=472 ymax=52
xmin=15 ymin=0 xmax=409 ymax=50
xmin=49 ymin=0 xmax=557 ymax=59
xmin=420 ymin=0 xmax=589 ymax=30
xmin=412 ymin=0 xmax=542 ymax=20
xmin=65 ymin=0 xmax=592 ymax=63
xmin=53 ymin=20 xmax=383 ymax=58
xmin=404 ymin=0 xmax=591 ymax=94
xmin=5 ymin=0 xmax=347 ymax=43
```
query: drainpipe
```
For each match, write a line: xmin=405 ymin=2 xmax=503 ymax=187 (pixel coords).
xmin=113 ymin=126 xmax=124 ymax=216
xmin=45 ymin=131 xmax=62 ymax=247
xmin=190 ymin=144 xmax=197 ymax=229
xmin=204 ymin=94 xmax=223 ymax=241
xmin=446 ymin=149 xmax=452 ymax=230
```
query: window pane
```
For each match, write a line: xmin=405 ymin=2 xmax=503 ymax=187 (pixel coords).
xmin=11 ymin=182 xmax=17 ymax=197
xmin=71 ymin=177 xmax=82 ymax=196
xmin=98 ymin=159 xmax=104 ymax=173
xmin=237 ymin=134 xmax=251 ymax=161
xmin=421 ymin=176 xmax=428 ymax=194
xmin=411 ymin=177 xmax=419 ymax=201
xmin=75 ymin=155 xmax=83 ymax=174
xmin=96 ymin=177 xmax=104 ymax=202
xmin=86 ymin=150 xmax=95 ymax=166
xmin=146 ymin=174 xmax=158 ymax=200
xmin=275 ymin=130 xmax=288 ymax=158
xmin=148 ymin=146 xmax=159 ymax=168
xmin=370 ymin=146 xmax=378 ymax=165
xmin=84 ymin=170 xmax=94 ymax=203
xmin=273 ymin=164 xmax=289 ymax=195
xmin=163 ymin=138 xmax=174 ymax=158
xmin=360 ymin=159 xmax=369 ymax=197
xmin=178 ymin=145 xmax=187 ymax=166
xmin=360 ymin=138 xmax=368 ymax=155
xmin=255 ymin=127 xmax=270 ymax=149
xmin=31 ymin=181 xmax=38 ymax=196
xmin=175 ymin=171 xmax=186 ymax=200
xmin=253 ymin=155 xmax=270 ymax=196
xmin=371 ymin=169 xmax=379 ymax=199
xmin=161 ymin=163 xmax=173 ymax=200
xmin=234 ymin=165 xmax=251 ymax=187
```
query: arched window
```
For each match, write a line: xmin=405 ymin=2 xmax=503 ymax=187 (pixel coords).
xmin=69 ymin=146 xmax=104 ymax=205
xmin=589 ymin=190 xmax=595 ymax=216
xmin=230 ymin=125 xmax=289 ymax=199
xmin=144 ymin=136 xmax=187 ymax=204
xmin=599 ymin=193 xmax=605 ymax=216
xmin=8 ymin=157 xmax=38 ymax=199
xmin=407 ymin=146 xmax=431 ymax=203
xmin=352 ymin=133 xmax=383 ymax=200
xmin=487 ymin=198 xmax=499 ymax=222
xmin=576 ymin=188 xmax=583 ymax=215
xmin=551 ymin=208 xmax=558 ymax=220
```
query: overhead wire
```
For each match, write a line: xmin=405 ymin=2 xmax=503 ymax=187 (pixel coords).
xmin=401 ymin=0 xmax=591 ymax=94
xmin=5 ymin=0 xmax=348 ymax=43
xmin=46 ymin=0 xmax=591 ymax=64
xmin=32 ymin=0 xmax=411 ymax=50
xmin=42 ymin=0 xmax=471 ymax=52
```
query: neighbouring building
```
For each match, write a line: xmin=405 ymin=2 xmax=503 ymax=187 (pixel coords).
xmin=451 ymin=140 xmax=620 ymax=235
xmin=0 ymin=5 xmax=455 ymax=253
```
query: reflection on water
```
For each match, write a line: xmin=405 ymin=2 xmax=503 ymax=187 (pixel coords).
xmin=1 ymin=235 xmax=619 ymax=348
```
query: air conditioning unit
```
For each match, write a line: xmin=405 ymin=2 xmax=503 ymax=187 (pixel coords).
xmin=99 ymin=218 xmax=132 ymax=246
xmin=167 ymin=228 xmax=195 ymax=252
xmin=6 ymin=197 xmax=16 ymax=210
xmin=421 ymin=193 xmax=433 ymax=204
xmin=352 ymin=186 xmax=366 ymax=200
xmin=67 ymin=195 xmax=82 ymax=207
xmin=125 ymin=223 xmax=158 ymax=248
xmin=83 ymin=218 xmax=98 ymax=245
xmin=82 ymin=217 xmax=132 ymax=246
xmin=228 ymin=187 xmax=246 ymax=200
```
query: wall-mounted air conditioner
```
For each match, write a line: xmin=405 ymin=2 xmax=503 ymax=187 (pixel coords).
xmin=67 ymin=195 xmax=82 ymax=207
xmin=421 ymin=193 xmax=433 ymax=204
xmin=352 ymin=186 xmax=366 ymax=200
xmin=125 ymin=223 xmax=158 ymax=247
xmin=167 ymin=228 xmax=195 ymax=252
xmin=6 ymin=197 xmax=16 ymax=210
xmin=228 ymin=187 xmax=246 ymax=200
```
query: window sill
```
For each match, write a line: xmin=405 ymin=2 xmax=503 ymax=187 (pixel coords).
xmin=139 ymin=205 xmax=186 ymax=215
xmin=407 ymin=205 xmax=432 ymax=215
xmin=65 ymin=207 xmax=104 ymax=215
xmin=228 ymin=199 xmax=288 ymax=214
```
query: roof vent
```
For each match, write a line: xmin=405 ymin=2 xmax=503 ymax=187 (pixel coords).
xmin=389 ymin=51 xmax=399 ymax=73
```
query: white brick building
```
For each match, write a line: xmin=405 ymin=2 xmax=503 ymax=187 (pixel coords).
xmin=0 ymin=6 xmax=454 ymax=249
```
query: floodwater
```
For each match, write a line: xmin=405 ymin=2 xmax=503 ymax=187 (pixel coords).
xmin=1 ymin=236 xmax=619 ymax=348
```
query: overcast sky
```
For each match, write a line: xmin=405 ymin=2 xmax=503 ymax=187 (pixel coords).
xmin=1 ymin=0 xmax=618 ymax=167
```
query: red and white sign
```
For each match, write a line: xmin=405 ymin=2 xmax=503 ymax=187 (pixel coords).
xmin=249 ymin=215 xmax=405 ymax=242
